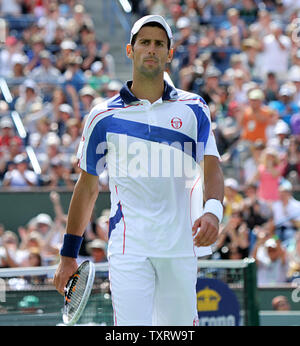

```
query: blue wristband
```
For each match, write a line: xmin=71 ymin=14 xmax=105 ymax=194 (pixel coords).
xmin=60 ymin=234 xmax=83 ymax=258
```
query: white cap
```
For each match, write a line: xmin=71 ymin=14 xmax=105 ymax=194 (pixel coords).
xmin=35 ymin=213 xmax=52 ymax=226
xmin=130 ymin=15 xmax=173 ymax=46
xmin=279 ymin=179 xmax=293 ymax=192
xmin=91 ymin=61 xmax=103 ymax=73
xmin=0 ymin=116 xmax=13 ymax=128
xmin=176 ymin=16 xmax=191 ymax=29
xmin=265 ymin=238 xmax=277 ymax=249
xmin=274 ymin=120 xmax=290 ymax=135
xmin=60 ymin=39 xmax=77 ymax=50
xmin=59 ymin=103 xmax=73 ymax=114
xmin=225 ymin=178 xmax=239 ymax=191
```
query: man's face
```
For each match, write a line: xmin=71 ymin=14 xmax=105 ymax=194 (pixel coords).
xmin=126 ymin=26 xmax=173 ymax=79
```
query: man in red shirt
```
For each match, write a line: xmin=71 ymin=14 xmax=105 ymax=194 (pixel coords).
xmin=0 ymin=117 xmax=23 ymax=154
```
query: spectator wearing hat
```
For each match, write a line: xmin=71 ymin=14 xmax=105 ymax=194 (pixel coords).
xmin=0 ymin=117 xmax=22 ymax=152
xmin=29 ymin=50 xmax=61 ymax=84
xmin=57 ymin=103 xmax=73 ymax=138
xmin=0 ymin=137 xmax=22 ymax=184
xmin=239 ymin=88 xmax=273 ymax=143
xmin=25 ymin=34 xmax=46 ymax=74
xmin=38 ymin=132 xmax=63 ymax=177
xmin=2 ymin=154 xmax=38 ymax=188
xmin=271 ymin=180 xmax=300 ymax=243
xmin=14 ymin=79 xmax=43 ymax=117
xmin=61 ymin=118 xmax=82 ymax=157
xmin=198 ymin=66 xmax=222 ymax=105
xmin=86 ymin=238 xmax=107 ymax=263
xmin=268 ymin=83 xmax=299 ymax=126
xmin=63 ymin=55 xmax=86 ymax=92
xmin=11 ymin=54 xmax=28 ymax=79
xmin=228 ymin=69 xmax=249 ymax=105
xmin=56 ymin=39 xmax=78 ymax=73
xmin=15 ymin=230 xmax=44 ymax=268
xmin=252 ymin=236 xmax=288 ymax=286
xmin=0 ymin=230 xmax=27 ymax=268
xmin=33 ymin=212 xmax=62 ymax=264
xmin=63 ymin=54 xmax=86 ymax=119
xmin=88 ymin=61 xmax=111 ymax=94
xmin=223 ymin=178 xmax=244 ymax=221
xmin=223 ymin=53 xmax=250 ymax=84
xmin=241 ymin=38 xmax=261 ymax=79
xmin=48 ymin=156 xmax=73 ymax=188
xmin=79 ymin=85 xmax=97 ymax=117
xmin=66 ymin=3 xmax=94 ymax=38
xmin=173 ymin=16 xmax=192 ymax=51
xmin=224 ymin=8 xmax=247 ymax=47
xmin=267 ymin=119 xmax=290 ymax=157
xmin=104 ymin=79 xmax=123 ymax=99
xmin=28 ymin=117 xmax=51 ymax=156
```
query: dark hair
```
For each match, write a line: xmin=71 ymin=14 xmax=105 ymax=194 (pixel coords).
xmin=131 ymin=22 xmax=171 ymax=50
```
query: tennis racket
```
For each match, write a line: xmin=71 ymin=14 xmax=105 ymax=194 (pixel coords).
xmin=63 ymin=260 xmax=95 ymax=326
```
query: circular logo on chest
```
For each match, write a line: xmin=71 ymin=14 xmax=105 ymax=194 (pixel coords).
xmin=171 ymin=117 xmax=182 ymax=129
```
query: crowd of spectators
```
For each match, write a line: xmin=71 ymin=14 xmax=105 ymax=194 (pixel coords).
xmin=0 ymin=0 xmax=300 ymax=287
xmin=0 ymin=0 xmax=118 ymax=189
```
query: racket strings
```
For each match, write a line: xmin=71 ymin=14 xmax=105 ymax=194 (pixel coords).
xmin=65 ymin=270 xmax=89 ymax=318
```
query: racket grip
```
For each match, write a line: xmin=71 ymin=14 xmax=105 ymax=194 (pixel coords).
xmin=60 ymin=234 xmax=83 ymax=258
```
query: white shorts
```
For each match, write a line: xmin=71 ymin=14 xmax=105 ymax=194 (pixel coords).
xmin=108 ymin=254 xmax=199 ymax=326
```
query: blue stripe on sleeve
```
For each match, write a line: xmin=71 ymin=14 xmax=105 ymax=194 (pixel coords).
xmin=86 ymin=115 xmax=112 ymax=176
xmin=186 ymin=104 xmax=210 ymax=162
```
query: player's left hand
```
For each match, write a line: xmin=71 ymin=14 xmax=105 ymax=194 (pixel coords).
xmin=192 ymin=213 xmax=219 ymax=247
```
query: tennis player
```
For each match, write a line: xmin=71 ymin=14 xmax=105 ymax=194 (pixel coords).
xmin=54 ymin=15 xmax=224 ymax=326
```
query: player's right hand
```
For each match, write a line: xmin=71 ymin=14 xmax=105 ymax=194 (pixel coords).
xmin=53 ymin=256 xmax=78 ymax=295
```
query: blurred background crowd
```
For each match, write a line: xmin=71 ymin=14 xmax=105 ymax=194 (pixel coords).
xmin=0 ymin=0 xmax=300 ymax=287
